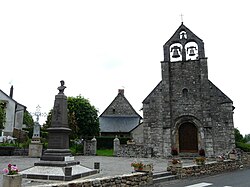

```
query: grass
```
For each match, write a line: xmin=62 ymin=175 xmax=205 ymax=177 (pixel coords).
xmin=96 ymin=149 xmax=114 ymax=156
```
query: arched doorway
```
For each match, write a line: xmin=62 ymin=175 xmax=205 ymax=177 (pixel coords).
xmin=179 ymin=122 xmax=198 ymax=153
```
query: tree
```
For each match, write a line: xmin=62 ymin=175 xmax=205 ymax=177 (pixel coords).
xmin=23 ymin=111 xmax=35 ymax=138
xmin=23 ymin=111 xmax=34 ymax=128
xmin=0 ymin=101 xmax=6 ymax=130
xmin=68 ymin=95 xmax=99 ymax=139
xmin=43 ymin=95 xmax=100 ymax=139
xmin=244 ymin=134 xmax=250 ymax=143
xmin=234 ymin=128 xmax=245 ymax=143
xmin=42 ymin=110 xmax=52 ymax=130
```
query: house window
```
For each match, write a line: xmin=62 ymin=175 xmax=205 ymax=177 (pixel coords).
xmin=112 ymin=108 xmax=115 ymax=114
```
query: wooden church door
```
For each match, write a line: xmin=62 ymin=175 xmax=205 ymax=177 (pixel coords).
xmin=179 ymin=122 xmax=198 ymax=153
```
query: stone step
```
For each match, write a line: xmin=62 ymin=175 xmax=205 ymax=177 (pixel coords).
xmin=179 ymin=152 xmax=199 ymax=158
xmin=153 ymin=171 xmax=172 ymax=179
xmin=153 ymin=171 xmax=179 ymax=184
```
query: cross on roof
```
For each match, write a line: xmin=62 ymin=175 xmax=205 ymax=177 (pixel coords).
xmin=180 ymin=14 xmax=184 ymax=23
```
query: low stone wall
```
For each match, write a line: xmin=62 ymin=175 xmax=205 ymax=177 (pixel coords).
xmin=0 ymin=146 xmax=15 ymax=156
xmin=83 ymin=138 xmax=97 ymax=156
xmin=115 ymin=144 xmax=152 ymax=158
xmin=35 ymin=172 xmax=153 ymax=187
xmin=180 ymin=160 xmax=243 ymax=178
xmin=241 ymin=152 xmax=250 ymax=167
xmin=14 ymin=148 xmax=29 ymax=156
xmin=0 ymin=147 xmax=30 ymax=156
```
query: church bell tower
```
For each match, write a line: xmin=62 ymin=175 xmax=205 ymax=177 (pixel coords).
xmin=143 ymin=22 xmax=234 ymax=158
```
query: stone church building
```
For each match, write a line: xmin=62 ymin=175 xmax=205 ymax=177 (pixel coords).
xmin=142 ymin=23 xmax=235 ymax=157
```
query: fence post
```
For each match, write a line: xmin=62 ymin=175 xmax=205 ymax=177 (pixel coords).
xmin=113 ymin=135 xmax=120 ymax=156
xmin=91 ymin=136 xmax=97 ymax=155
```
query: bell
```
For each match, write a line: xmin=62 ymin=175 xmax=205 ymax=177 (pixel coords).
xmin=172 ymin=49 xmax=180 ymax=58
xmin=188 ymin=46 xmax=196 ymax=56
xmin=189 ymin=48 xmax=195 ymax=56
xmin=171 ymin=46 xmax=181 ymax=58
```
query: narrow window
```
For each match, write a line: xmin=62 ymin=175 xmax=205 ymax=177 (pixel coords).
xmin=182 ymin=88 xmax=188 ymax=98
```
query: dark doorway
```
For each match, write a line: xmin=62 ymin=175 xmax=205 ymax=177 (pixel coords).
xmin=179 ymin=122 xmax=198 ymax=153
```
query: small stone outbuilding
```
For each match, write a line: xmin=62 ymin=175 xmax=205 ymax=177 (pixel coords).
xmin=142 ymin=23 xmax=235 ymax=157
xmin=99 ymin=89 xmax=142 ymax=139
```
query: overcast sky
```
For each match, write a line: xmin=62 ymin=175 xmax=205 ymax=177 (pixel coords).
xmin=0 ymin=1 xmax=249 ymax=135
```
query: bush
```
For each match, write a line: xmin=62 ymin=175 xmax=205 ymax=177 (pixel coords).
xmin=236 ymin=141 xmax=250 ymax=152
xmin=70 ymin=139 xmax=84 ymax=155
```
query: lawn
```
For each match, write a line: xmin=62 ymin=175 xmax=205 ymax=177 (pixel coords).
xmin=96 ymin=149 xmax=114 ymax=156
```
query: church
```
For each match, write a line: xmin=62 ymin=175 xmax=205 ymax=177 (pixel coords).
xmin=142 ymin=23 xmax=235 ymax=157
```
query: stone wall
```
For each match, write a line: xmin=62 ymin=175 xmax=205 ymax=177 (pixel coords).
xmin=113 ymin=137 xmax=152 ymax=158
xmin=114 ymin=144 xmax=152 ymax=158
xmin=34 ymin=172 xmax=153 ymax=187
xmin=180 ymin=160 xmax=244 ymax=178
xmin=83 ymin=137 xmax=97 ymax=156
xmin=0 ymin=147 xmax=29 ymax=156
xmin=241 ymin=152 xmax=250 ymax=166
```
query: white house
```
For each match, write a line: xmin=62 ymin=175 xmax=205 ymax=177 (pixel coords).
xmin=0 ymin=86 xmax=26 ymax=136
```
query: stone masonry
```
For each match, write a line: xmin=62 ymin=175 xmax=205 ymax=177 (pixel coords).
xmin=142 ymin=23 xmax=235 ymax=158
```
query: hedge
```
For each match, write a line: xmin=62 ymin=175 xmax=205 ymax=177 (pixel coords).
xmin=236 ymin=141 xmax=250 ymax=152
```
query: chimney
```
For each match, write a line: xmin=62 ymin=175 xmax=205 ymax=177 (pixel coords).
xmin=118 ymin=89 xmax=124 ymax=95
xmin=9 ymin=85 xmax=13 ymax=98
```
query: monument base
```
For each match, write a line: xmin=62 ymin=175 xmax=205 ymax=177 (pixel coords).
xmin=21 ymin=158 xmax=98 ymax=181
xmin=29 ymin=143 xmax=43 ymax=157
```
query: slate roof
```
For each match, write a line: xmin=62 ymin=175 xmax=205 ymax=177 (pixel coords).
xmin=208 ymin=80 xmax=233 ymax=104
xmin=142 ymin=80 xmax=233 ymax=105
xmin=99 ymin=89 xmax=141 ymax=133
xmin=99 ymin=116 xmax=140 ymax=133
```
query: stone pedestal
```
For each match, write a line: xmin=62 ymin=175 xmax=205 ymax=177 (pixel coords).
xmin=40 ymin=92 xmax=72 ymax=161
xmin=2 ymin=174 xmax=22 ymax=187
xmin=21 ymin=81 xmax=97 ymax=181
xmin=28 ymin=143 xmax=43 ymax=157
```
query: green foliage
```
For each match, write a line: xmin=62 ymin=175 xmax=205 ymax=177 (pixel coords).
xmin=19 ymin=139 xmax=31 ymax=148
xmin=96 ymin=149 xmax=113 ymax=156
xmin=23 ymin=111 xmax=34 ymax=128
xmin=234 ymin=128 xmax=245 ymax=143
xmin=68 ymin=95 xmax=99 ymax=139
xmin=69 ymin=139 xmax=84 ymax=155
xmin=23 ymin=111 xmax=35 ymax=138
xmin=42 ymin=110 xmax=52 ymax=129
xmin=0 ymin=101 xmax=6 ymax=130
xmin=244 ymin=134 xmax=250 ymax=143
xmin=43 ymin=96 xmax=99 ymax=140
xmin=0 ymin=142 xmax=16 ymax=147
xmin=236 ymin=141 xmax=250 ymax=152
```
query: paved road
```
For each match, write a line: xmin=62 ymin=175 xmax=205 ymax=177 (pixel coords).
xmin=154 ymin=168 xmax=250 ymax=187
xmin=0 ymin=155 xmax=192 ymax=186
